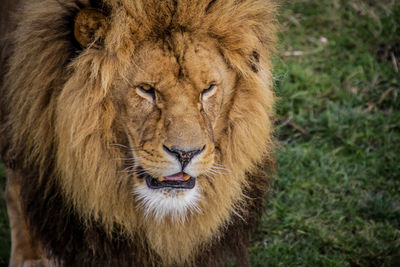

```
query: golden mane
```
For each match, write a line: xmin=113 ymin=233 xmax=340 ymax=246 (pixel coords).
xmin=1 ymin=0 xmax=277 ymax=265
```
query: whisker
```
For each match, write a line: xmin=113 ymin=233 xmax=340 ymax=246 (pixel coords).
xmin=132 ymin=170 xmax=148 ymax=176
xmin=211 ymin=164 xmax=231 ymax=173
xmin=203 ymin=173 xmax=214 ymax=180
xmin=212 ymin=162 xmax=229 ymax=168
xmin=210 ymin=167 xmax=226 ymax=174
xmin=211 ymin=166 xmax=229 ymax=171
xmin=110 ymin=143 xmax=135 ymax=151
xmin=120 ymin=166 xmax=136 ymax=173
xmin=110 ymin=143 xmax=129 ymax=148
xmin=117 ymin=157 xmax=136 ymax=161
xmin=207 ymin=169 xmax=222 ymax=175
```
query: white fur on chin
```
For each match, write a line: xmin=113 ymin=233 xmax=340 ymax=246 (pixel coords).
xmin=133 ymin=184 xmax=201 ymax=223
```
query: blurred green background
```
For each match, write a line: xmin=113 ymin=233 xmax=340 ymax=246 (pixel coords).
xmin=1 ymin=0 xmax=399 ymax=266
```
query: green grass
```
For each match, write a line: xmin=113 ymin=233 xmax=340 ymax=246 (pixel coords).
xmin=1 ymin=0 xmax=399 ymax=266
xmin=250 ymin=0 xmax=400 ymax=266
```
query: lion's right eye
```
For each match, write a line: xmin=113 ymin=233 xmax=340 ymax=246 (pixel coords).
xmin=136 ymin=85 xmax=156 ymax=103
xmin=201 ymin=84 xmax=216 ymax=101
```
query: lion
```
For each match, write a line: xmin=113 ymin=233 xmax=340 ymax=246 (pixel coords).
xmin=0 ymin=0 xmax=277 ymax=266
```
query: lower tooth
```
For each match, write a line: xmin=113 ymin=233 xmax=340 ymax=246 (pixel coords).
xmin=183 ymin=174 xmax=190 ymax=181
xmin=158 ymin=177 xmax=165 ymax=182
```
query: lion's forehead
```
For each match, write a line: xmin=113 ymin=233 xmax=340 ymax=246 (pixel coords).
xmin=128 ymin=37 xmax=225 ymax=93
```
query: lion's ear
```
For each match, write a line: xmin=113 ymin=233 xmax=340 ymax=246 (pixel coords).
xmin=74 ymin=8 xmax=108 ymax=48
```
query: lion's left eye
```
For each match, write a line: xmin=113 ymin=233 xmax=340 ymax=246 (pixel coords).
xmin=136 ymin=85 xmax=156 ymax=103
xmin=201 ymin=84 xmax=216 ymax=100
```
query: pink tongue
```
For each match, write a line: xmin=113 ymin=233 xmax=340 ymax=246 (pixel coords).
xmin=163 ymin=172 xmax=184 ymax=181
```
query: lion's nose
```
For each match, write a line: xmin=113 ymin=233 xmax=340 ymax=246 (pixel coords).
xmin=163 ymin=145 xmax=205 ymax=169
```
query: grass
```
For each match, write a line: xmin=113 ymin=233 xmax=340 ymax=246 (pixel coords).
xmin=250 ymin=0 xmax=400 ymax=266
xmin=0 ymin=0 xmax=399 ymax=266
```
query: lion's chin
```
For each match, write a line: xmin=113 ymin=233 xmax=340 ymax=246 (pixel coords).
xmin=133 ymin=168 xmax=201 ymax=221
xmin=133 ymin=184 xmax=201 ymax=222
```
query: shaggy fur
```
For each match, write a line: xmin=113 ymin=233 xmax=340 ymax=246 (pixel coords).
xmin=0 ymin=0 xmax=277 ymax=266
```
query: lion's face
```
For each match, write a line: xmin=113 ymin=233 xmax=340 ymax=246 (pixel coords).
xmin=113 ymin=35 xmax=236 ymax=220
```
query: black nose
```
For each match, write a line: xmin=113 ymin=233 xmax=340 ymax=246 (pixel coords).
xmin=163 ymin=145 xmax=205 ymax=169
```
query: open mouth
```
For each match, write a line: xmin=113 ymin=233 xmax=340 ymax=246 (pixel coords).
xmin=141 ymin=170 xmax=196 ymax=190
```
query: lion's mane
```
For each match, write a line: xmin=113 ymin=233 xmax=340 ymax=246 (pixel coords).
xmin=0 ymin=0 xmax=277 ymax=266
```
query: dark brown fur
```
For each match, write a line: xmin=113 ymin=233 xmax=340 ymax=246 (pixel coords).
xmin=15 ymin=160 xmax=270 ymax=266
